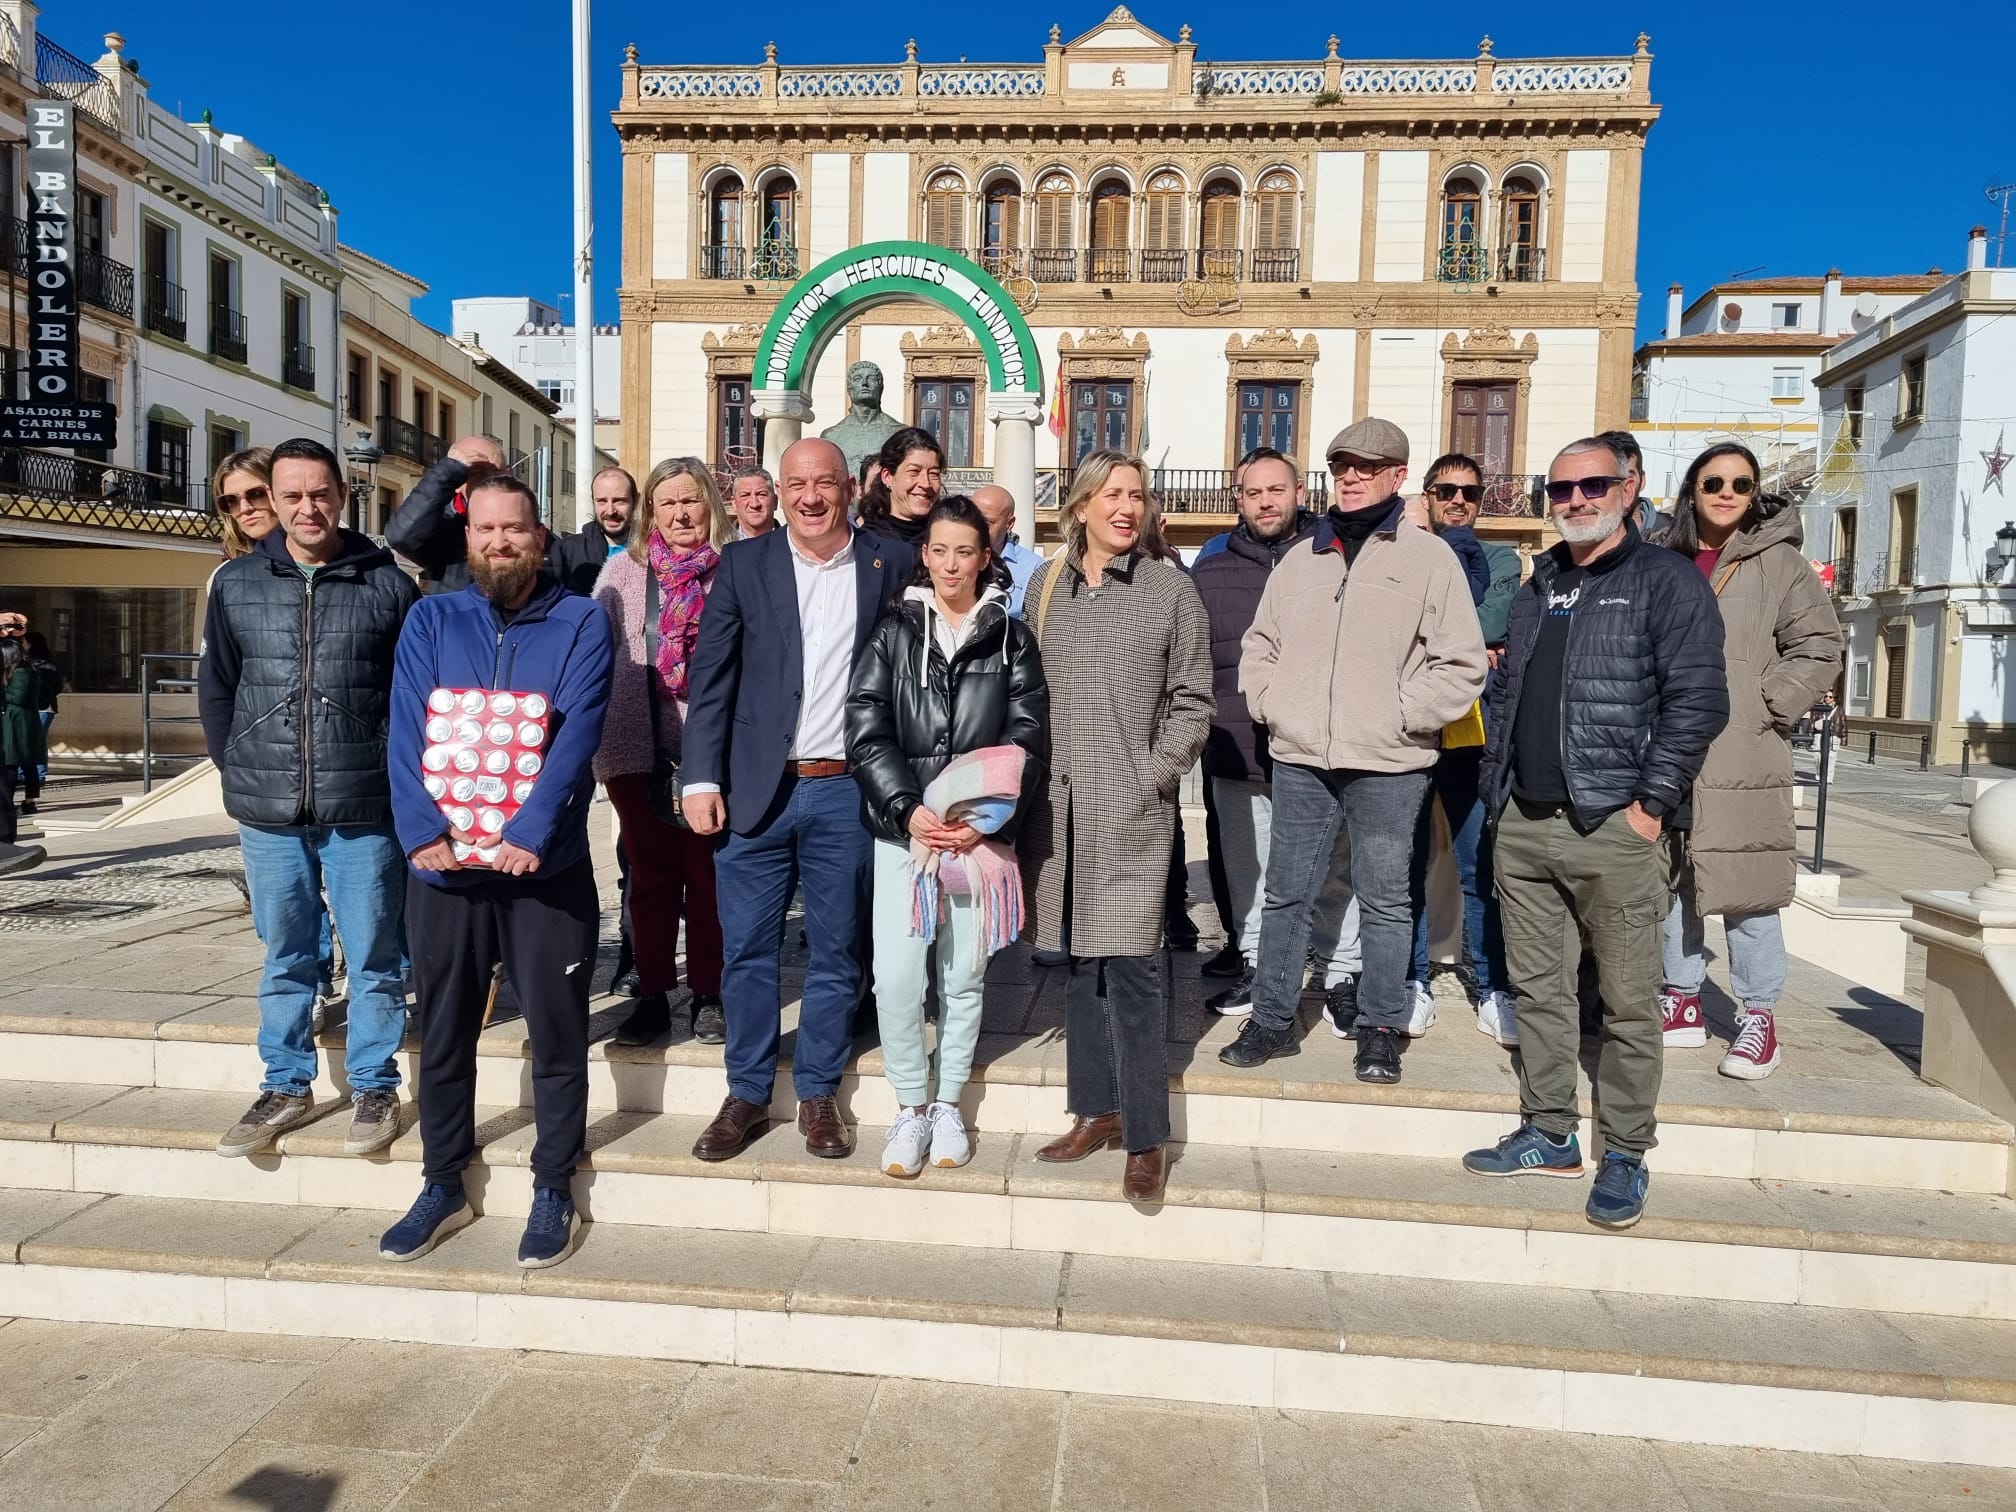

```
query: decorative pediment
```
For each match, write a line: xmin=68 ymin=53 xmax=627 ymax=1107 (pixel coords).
xmin=1059 ymin=327 xmax=1151 ymax=356
xmin=1066 ymin=5 xmax=1173 ymax=50
xmin=1441 ymin=327 xmax=1540 ymax=357
xmin=900 ymin=322 xmax=980 ymax=354
xmin=701 ymin=320 xmax=765 ymax=354
xmin=1227 ymin=328 xmax=1319 ymax=359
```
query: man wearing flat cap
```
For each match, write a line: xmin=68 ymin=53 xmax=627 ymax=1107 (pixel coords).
xmin=1220 ymin=417 xmax=1487 ymax=1084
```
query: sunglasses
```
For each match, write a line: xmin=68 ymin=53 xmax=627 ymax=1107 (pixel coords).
xmin=217 ymin=484 xmax=271 ymax=514
xmin=1428 ymin=482 xmax=1484 ymax=504
xmin=1543 ymin=475 xmax=1624 ymax=504
xmin=1329 ymin=457 xmax=1395 ymax=479
xmin=1698 ymin=475 xmax=1756 ymax=498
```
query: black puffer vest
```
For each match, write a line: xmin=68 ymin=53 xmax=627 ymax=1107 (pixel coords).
xmin=210 ymin=530 xmax=418 ymax=827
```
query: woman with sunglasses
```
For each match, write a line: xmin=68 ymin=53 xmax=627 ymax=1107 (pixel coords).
xmin=1658 ymin=442 xmax=1841 ymax=1078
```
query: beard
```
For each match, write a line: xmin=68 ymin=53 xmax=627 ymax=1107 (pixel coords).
xmin=1553 ymin=500 xmax=1627 ymax=546
xmin=470 ymin=547 xmax=540 ymax=605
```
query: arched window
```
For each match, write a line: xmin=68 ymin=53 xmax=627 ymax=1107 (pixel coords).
xmin=1252 ymin=171 xmax=1298 ymax=282
xmin=706 ymin=175 xmax=744 ymax=279
xmin=1500 ymin=173 xmax=1543 ymax=282
xmin=1032 ymin=173 xmax=1076 ymax=282
xmin=1199 ymin=178 xmax=1241 ymax=281
xmin=981 ymin=180 xmax=1022 ymax=277
xmin=1088 ymin=178 xmax=1132 ymax=282
xmin=924 ymin=171 xmax=966 ymax=254
xmin=1439 ymin=174 xmax=1485 ymax=282
xmin=1141 ymin=171 xmax=1186 ymax=282
xmin=756 ymin=175 xmax=797 ymax=278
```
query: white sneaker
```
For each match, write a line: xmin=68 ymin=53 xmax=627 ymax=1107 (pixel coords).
xmin=1403 ymin=979 xmax=1438 ymax=1037
xmin=1477 ymin=989 xmax=1519 ymax=1048
xmin=880 ymin=1108 xmax=932 ymax=1178
xmin=927 ymin=1101 xmax=971 ymax=1168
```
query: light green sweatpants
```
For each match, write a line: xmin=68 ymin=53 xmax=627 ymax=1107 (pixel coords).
xmin=871 ymin=838 xmax=990 ymax=1108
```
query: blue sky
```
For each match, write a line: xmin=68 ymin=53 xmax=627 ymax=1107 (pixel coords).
xmin=60 ymin=0 xmax=2015 ymax=341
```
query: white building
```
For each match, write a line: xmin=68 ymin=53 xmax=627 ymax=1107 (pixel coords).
xmin=1815 ymin=228 xmax=2016 ymax=764
xmin=449 ymin=295 xmax=621 ymax=462
xmin=1633 ymin=270 xmax=1943 ymax=505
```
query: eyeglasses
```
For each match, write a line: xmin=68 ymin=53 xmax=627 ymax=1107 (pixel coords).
xmin=1543 ymin=475 xmax=1624 ymax=505
xmin=1329 ymin=457 xmax=1394 ymax=479
xmin=1698 ymin=475 xmax=1756 ymax=498
xmin=217 ymin=484 xmax=271 ymax=515
xmin=0 ymin=620 xmax=24 ymax=634
xmin=1427 ymin=482 xmax=1484 ymax=504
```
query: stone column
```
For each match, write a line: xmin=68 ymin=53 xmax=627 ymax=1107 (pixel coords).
xmin=750 ymin=389 xmax=813 ymax=474
xmin=988 ymin=392 xmax=1043 ymax=546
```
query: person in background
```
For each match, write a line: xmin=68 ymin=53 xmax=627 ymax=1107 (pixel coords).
xmin=23 ymin=631 xmax=60 ymax=791
xmin=1464 ymin=437 xmax=1726 ymax=1230
xmin=386 ymin=435 xmax=570 ymax=594
xmin=200 ymin=439 xmax=417 ymax=1165
xmin=593 ymin=458 xmax=730 ymax=1048
xmin=1657 ymin=442 xmax=1842 ymax=1078
xmin=728 ymin=466 xmax=780 ymax=540
xmin=1023 ymin=451 xmax=1212 ymax=1204
xmin=0 ymin=610 xmax=36 ymax=815
xmin=379 ymin=475 xmax=615 ymax=1269
xmin=846 ymin=495 xmax=1049 ymax=1177
xmin=551 ymin=466 xmax=638 ymax=597
xmin=972 ymin=483 xmax=1042 ymax=620
xmin=1405 ymin=451 xmax=1522 ymax=1046
xmin=0 ymin=632 xmax=45 ymax=875
xmin=1598 ymin=428 xmax=1666 ymax=537
xmin=1193 ymin=447 xmax=1359 ymax=1029
xmin=854 ymin=428 xmax=945 ymax=548
xmin=1224 ymin=419 xmax=1486 ymax=1082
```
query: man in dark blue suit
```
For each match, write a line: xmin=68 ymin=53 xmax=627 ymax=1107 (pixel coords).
xmin=681 ymin=436 xmax=913 ymax=1161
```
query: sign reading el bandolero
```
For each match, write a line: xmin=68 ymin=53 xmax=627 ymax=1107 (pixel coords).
xmin=0 ymin=400 xmax=117 ymax=448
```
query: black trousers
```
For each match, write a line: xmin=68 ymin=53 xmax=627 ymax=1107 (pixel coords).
xmin=408 ymin=860 xmax=599 ymax=1193
xmin=1064 ymin=950 xmax=1173 ymax=1152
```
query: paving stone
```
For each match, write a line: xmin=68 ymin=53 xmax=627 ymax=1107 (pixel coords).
xmin=1055 ymin=1396 xmax=1262 ymax=1512
xmin=158 ymin=1329 xmax=352 ymax=1364
xmin=1459 ymin=1423 xmax=1692 ymax=1512
xmin=1263 ymin=1410 xmax=1485 ymax=1512
xmin=1062 ymin=1252 xmax=1332 ymax=1349
xmin=0 ymin=985 xmax=216 ymax=1035
xmin=840 ymin=1377 xmax=1062 ymax=1512
xmin=252 ymin=1338 xmax=512 ymax=1453
xmin=618 ymin=1469 xmax=833 ymax=1512
xmin=0 ymin=1079 xmax=128 ymax=1138
xmin=0 ymin=1189 xmax=103 ymax=1260
xmin=1843 ymin=1453 xmax=2016 ymax=1504
xmin=0 ymin=1317 xmax=168 ymax=1418
xmin=650 ymin=1364 xmax=875 ymax=1482
xmin=1594 ymin=1289 xmax=1946 ymax=1394
xmin=0 ymin=1413 xmax=43 ymax=1455
xmin=158 ymin=1439 xmax=425 ymax=1512
xmin=1647 ymin=1443 xmax=1869 ymax=1500
xmin=792 ymin=1236 xmax=1061 ymax=1329
xmin=23 ymin=1195 xmax=329 ymax=1278
xmin=1675 ymin=1489 xmax=1882 ymax=1512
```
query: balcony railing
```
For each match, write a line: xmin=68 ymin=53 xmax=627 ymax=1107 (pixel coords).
xmin=1139 ymin=249 xmax=1189 ymax=284
xmin=1085 ymin=248 xmax=1133 ymax=283
xmin=142 ymin=275 xmax=186 ymax=341
xmin=1499 ymin=244 xmax=1546 ymax=282
xmin=1436 ymin=240 xmax=1489 ymax=284
xmin=1030 ymin=248 xmax=1077 ymax=283
xmin=701 ymin=244 xmax=745 ymax=279
xmin=1629 ymin=393 xmax=1650 ymax=423
xmin=5 ymin=222 xmax=136 ymax=318
xmin=1051 ymin=466 xmax=1332 ymax=517
xmin=377 ymin=414 xmax=445 ymax=466
xmin=0 ymin=445 xmax=220 ymax=541
xmin=1250 ymin=248 xmax=1300 ymax=283
xmin=1480 ymin=473 xmax=1547 ymax=518
xmin=1829 ymin=556 xmax=1857 ymax=596
xmin=209 ymin=305 xmax=247 ymax=365
xmin=35 ymin=33 xmax=118 ymax=132
xmin=283 ymin=341 xmax=316 ymax=392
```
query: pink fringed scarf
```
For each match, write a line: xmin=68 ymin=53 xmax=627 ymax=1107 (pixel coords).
xmin=910 ymin=746 xmax=1028 ymax=967
xmin=646 ymin=534 xmax=719 ymax=701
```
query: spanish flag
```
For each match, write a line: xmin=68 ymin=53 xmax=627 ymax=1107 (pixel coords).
xmin=1048 ymin=372 xmax=1064 ymax=438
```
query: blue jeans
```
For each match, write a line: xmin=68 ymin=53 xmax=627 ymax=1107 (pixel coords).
xmin=37 ymin=708 xmax=52 ymax=783
xmin=1408 ymin=748 xmax=1507 ymax=993
xmin=716 ymin=773 xmax=871 ymax=1106
xmin=238 ymin=822 xmax=407 ymax=1098
xmin=1662 ymin=886 xmax=1788 ymax=1010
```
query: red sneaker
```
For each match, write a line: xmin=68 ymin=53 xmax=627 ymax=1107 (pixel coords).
xmin=1720 ymin=1008 xmax=1782 ymax=1080
xmin=1659 ymin=989 xmax=1707 ymax=1048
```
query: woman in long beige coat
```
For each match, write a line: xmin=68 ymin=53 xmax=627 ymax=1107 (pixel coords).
xmin=1657 ymin=443 xmax=1842 ymax=1079
xmin=1020 ymin=451 xmax=1212 ymax=1203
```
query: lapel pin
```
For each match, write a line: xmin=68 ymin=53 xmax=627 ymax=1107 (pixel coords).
xmin=873 ymin=558 xmax=882 ymax=569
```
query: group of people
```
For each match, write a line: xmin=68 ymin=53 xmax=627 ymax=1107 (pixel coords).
xmin=194 ymin=401 xmax=1837 ymax=1270
xmin=0 ymin=608 xmax=61 ymax=876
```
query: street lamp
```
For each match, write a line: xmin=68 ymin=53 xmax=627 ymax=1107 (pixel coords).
xmin=343 ymin=428 xmax=382 ymax=531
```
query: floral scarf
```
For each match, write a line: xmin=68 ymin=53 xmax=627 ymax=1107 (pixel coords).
xmin=646 ymin=533 xmax=718 ymax=701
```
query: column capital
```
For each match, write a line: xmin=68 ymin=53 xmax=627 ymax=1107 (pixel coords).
xmin=749 ymin=388 xmax=814 ymax=422
xmin=986 ymin=391 xmax=1044 ymax=425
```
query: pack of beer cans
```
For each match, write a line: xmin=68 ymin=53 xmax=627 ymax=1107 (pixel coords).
xmin=420 ymin=687 xmax=550 ymax=868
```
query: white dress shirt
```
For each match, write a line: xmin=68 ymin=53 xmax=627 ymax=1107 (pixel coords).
xmin=789 ymin=531 xmax=858 ymax=761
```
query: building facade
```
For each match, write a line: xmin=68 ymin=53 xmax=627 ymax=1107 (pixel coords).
xmin=449 ymin=295 xmax=623 ymax=464
xmin=1815 ymin=229 xmax=2016 ymax=764
xmin=616 ymin=8 xmax=1657 ymax=543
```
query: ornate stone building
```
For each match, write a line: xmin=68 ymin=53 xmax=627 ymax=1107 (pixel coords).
xmin=616 ymin=8 xmax=1657 ymax=541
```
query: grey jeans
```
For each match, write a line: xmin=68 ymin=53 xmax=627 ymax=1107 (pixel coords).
xmin=1662 ymin=867 xmax=1788 ymax=1010
xmin=1064 ymin=950 xmax=1172 ymax=1152
xmin=1210 ymin=774 xmax=1360 ymax=983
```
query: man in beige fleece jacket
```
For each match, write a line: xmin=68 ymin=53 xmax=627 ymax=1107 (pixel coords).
xmin=1219 ymin=417 xmax=1487 ymax=1084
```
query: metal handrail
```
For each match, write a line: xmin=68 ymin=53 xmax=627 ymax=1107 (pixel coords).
xmin=139 ymin=652 xmax=203 ymax=793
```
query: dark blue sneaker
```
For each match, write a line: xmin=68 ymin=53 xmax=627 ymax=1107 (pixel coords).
xmin=379 ymin=1183 xmax=471 ymax=1261
xmin=1462 ymin=1122 xmax=1584 ymax=1178
xmin=518 ymin=1187 xmax=579 ymax=1269
xmin=1586 ymin=1152 xmax=1650 ymax=1229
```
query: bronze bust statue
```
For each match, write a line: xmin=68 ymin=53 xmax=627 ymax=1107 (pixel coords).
xmin=819 ymin=361 xmax=903 ymax=479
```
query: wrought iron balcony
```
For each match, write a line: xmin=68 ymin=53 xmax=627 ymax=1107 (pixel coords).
xmin=1629 ymin=393 xmax=1650 ymax=423
xmin=35 ymin=34 xmax=117 ymax=133
xmin=376 ymin=414 xmax=445 ymax=467
xmin=0 ymin=445 xmax=221 ymax=542
xmin=1499 ymin=244 xmax=1546 ymax=282
xmin=1053 ymin=466 xmax=1332 ymax=516
xmin=1829 ymin=555 xmax=1857 ymax=596
xmin=1085 ymin=248 xmax=1133 ymax=283
xmin=209 ymin=305 xmax=247 ymax=365
xmin=749 ymin=239 xmax=800 ymax=281
xmin=701 ymin=244 xmax=746 ymax=279
xmin=1479 ymin=473 xmax=1547 ymax=518
xmin=1249 ymin=248 xmax=1299 ymax=283
xmin=1196 ymin=249 xmax=1245 ymax=282
xmin=1029 ymin=249 xmax=1077 ymax=283
xmin=283 ymin=341 xmax=316 ymax=392
xmin=1436 ymin=240 xmax=1489 ymax=284
xmin=142 ymin=275 xmax=186 ymax=341
xmin=1139 ymin=249 xmax=1189 ymax=284
xmin=8 ymin=223 xmax=140 ymax=320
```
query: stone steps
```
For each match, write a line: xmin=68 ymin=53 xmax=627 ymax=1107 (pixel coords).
xmin=7 ymin=1083 xmax=2015 ymax=1322
xmin=1 ymin=1190 xmax=2011 ymax=1469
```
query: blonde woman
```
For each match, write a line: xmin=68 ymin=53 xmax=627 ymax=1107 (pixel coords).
xmin=1021 ymin=451 xmax=1213 ymax=1203
xmin=594 ymin=458 xmax=732 ymax=1046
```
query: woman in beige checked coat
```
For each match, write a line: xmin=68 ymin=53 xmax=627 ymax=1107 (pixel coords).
xmin=1020 ymin=452 xmax=1213 ymax=1204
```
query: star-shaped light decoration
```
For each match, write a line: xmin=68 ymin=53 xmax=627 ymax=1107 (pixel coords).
xmin=1987 ymin=429 xmax=2012 ymax=496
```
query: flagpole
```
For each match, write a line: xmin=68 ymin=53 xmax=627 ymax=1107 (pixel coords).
xmin=570 ymin=0 xmax=596 ymax=533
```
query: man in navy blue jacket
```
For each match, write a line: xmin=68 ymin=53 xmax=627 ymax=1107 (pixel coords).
xmin=377 ymin=475 xmax=614 ymax=1270
xmin=680 ymin=436 xmax=912 ymax=1163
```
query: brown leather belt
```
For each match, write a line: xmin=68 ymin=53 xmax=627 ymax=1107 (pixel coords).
xmin=787 ymin=759 xmax=848 ymax=778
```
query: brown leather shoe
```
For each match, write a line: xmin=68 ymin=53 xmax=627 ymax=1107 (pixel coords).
xmin=1034 ymin=1113 xmax=1123 ymax=1164
xmin=691 ymin=1095 xmax=769 ymax=1162
xmin=1123 ymin=1146 xmax=1167 ymax=1203
xmin=797 ymin=1095 xmax=853 ymax=1159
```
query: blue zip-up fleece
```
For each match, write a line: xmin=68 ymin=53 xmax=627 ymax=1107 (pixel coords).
xmin=389 ymin=573 xmax=614 ymax=888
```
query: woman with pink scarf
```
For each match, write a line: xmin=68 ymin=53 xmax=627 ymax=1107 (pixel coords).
xmin=593 ymin=458 xmax=730 ymax=1047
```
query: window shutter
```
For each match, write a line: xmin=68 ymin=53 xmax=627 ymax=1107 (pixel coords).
xmin=1200 ymin=189 xmax=1239 ymax=251
xmin=1091 ymin=187 xmax=1129 ymax=250
xmin=1035 ymin=187 xmax=1071 ymax=249
xmin=1254 ymin=189 xmax=1294 ymax=251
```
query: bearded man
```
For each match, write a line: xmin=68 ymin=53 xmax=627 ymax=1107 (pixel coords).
xmin=380 ymin=474 xmax=615 ymax=1270
xmin=1461 ymin=437 xmax=1727 ymax=1233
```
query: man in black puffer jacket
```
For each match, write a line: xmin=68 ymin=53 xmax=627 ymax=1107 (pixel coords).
xmin=200 ymin=437 xmax=419 ymax=1167
xmin=1465 ymin=436 xmax=1727 ymax=1233
xmin=385 ymin=436 xmax=569 ymax=594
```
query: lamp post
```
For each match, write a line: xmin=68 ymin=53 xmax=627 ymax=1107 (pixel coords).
xmin=1993 ymin=521 xmax=2016 ymax=586
xmin=343 ymin=428 xmax=382 ymax=532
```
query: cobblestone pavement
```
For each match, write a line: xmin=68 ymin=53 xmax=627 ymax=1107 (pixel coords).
xmin=0 ymin=1318 xmax=2005 ymax=1512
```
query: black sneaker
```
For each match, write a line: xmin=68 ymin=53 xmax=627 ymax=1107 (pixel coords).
xmin=1355 ymin=1025 xmax=1403 ymax=1084
xmin=1321 ymin=980 xmax=1359 ymax=1038
xmin=1166 ymin=916 xmax=1200 ymax=951
xmin=1218 ymin=1018 xmax=1299 ymax=1067
xmin=610 ymin=969 xmax=642 ymax=999
xmin=1030 ymin=946 xmax=1068 ymax=968
xmin=1201 ymin=941 xmax=1244 ymax=978
xmin=691 ymin=994 xmax=726 ymax=1045
xmin=1206 ymin=968 xmax=1255 ymax=1017
xmin=612 ymin=991 xmax=672 ymax=1046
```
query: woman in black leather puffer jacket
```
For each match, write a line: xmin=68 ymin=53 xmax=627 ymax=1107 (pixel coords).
xmin=844 ymin=496 xmax=1049 ymax=1178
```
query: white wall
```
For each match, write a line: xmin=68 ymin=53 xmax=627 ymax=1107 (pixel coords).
xmin=648 ymin=321 xmax=712 ymax=458
xmin=1958 ymin=633 xmax=2016 ymax=726
xmin=653 ymin=154 xmax=690 ymax=280
xmin=1637 ymin=348 xmax=1821 ymax=500
xmin=1370 ymin=151 xmax=1429 ymax=283
xmin=1523 ymin=328 xmax=1603 ymax=468
xmin=1311 ymin=152 xmax=1364 ymax=284
xmin=1364 ymin=329 xmax=1440 ymax=455
xmin=809 ymin=153 xmax=851 ymax=266
xmin=1141 ymin=326 xmax=1229 ymax=469
xmin=1304 ymin=330 xmax=1354 ymax=468
xmin=1557 ymin=149 xmax=1610 ymax=283
xmin=861 ymin=153 xmax=908 ymax=244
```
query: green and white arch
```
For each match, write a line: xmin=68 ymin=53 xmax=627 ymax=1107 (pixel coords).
xmin=750 ymin=241 xmax=1045 ymax=540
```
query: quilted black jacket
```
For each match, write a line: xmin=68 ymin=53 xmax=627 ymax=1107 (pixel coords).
xmin=1481 ymin=520 xmax=1728 ymax=829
